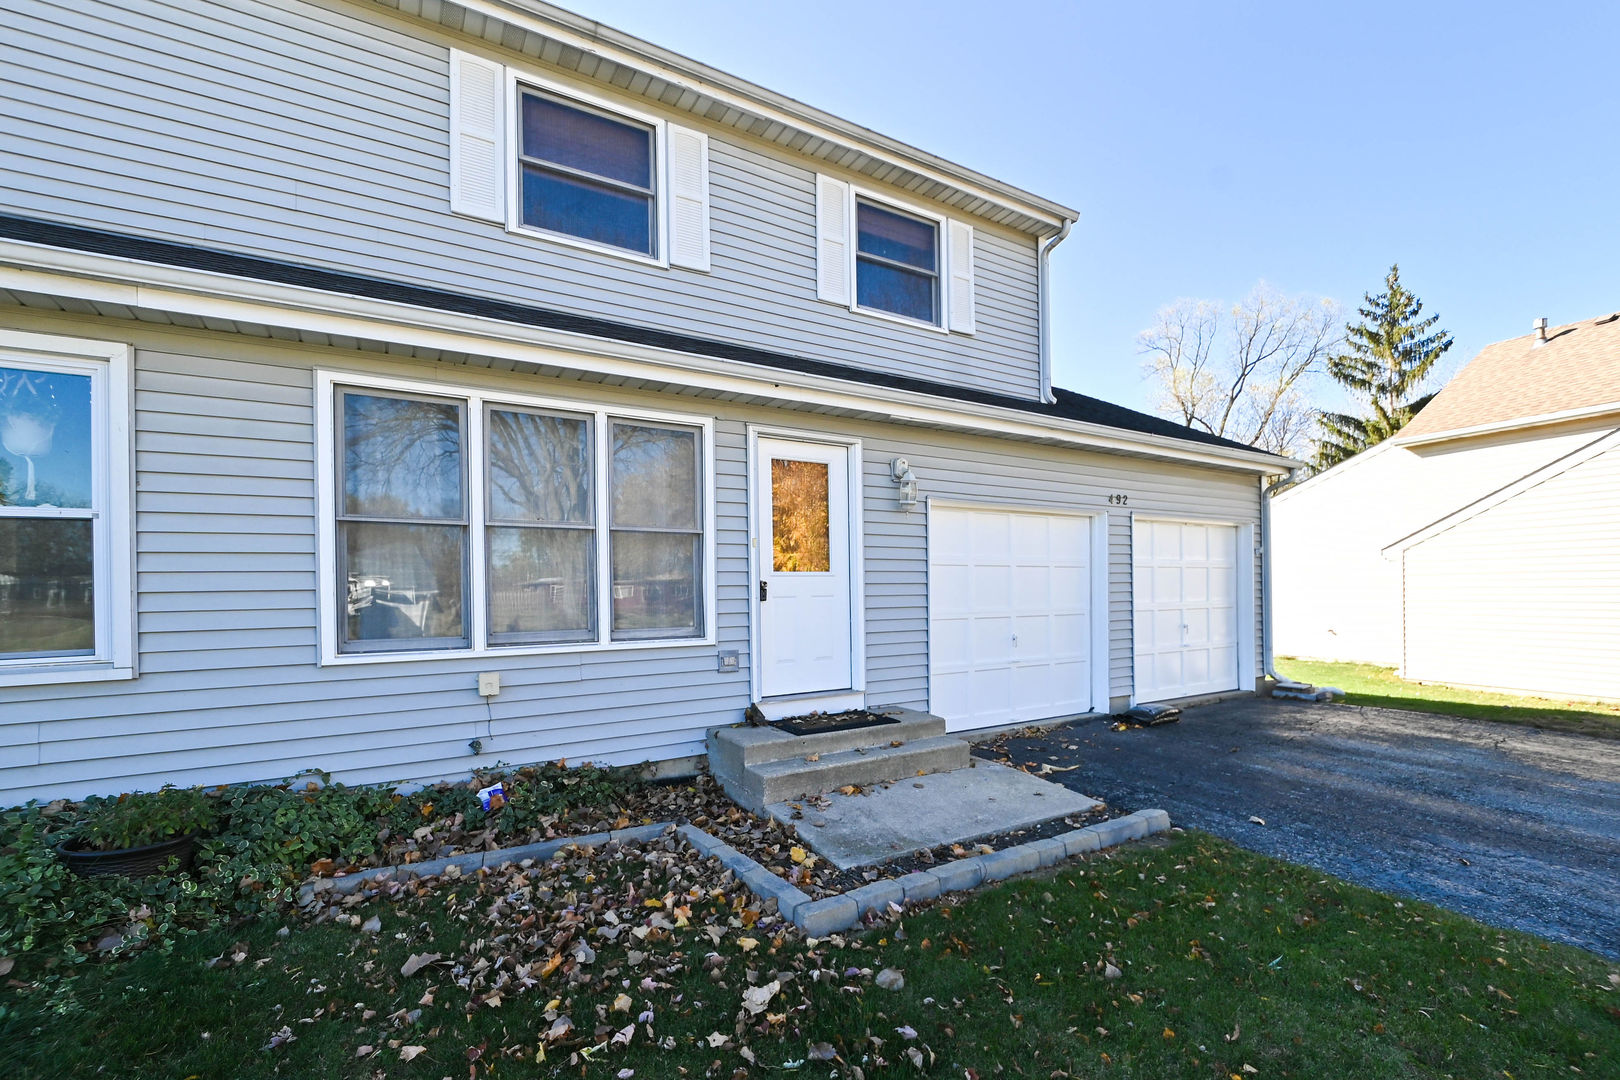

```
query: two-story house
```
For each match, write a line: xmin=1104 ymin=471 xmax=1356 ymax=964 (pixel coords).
xmin=0 ymin=0 xmax=1293 ymax=804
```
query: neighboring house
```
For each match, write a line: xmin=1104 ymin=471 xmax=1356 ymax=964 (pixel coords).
xmin=0 ymin=0 xmax=1292 ymax=805
xmin=1273 ymin=314 xmax=1620 ymax=700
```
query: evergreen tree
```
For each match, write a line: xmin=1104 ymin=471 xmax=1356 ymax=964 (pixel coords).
xmin=1313 ymin=264 xmax=1452 ymax=469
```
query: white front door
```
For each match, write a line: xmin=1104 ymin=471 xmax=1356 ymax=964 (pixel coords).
xmin=928 ymin=506 xmax=1093 ymax=731
xmin=1132 ymin=519 xmax=1240 ymax=701
xmin=755 ymin=438 xmax=854 ymax=698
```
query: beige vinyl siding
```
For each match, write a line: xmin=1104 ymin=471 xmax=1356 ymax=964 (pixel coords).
xmin=0 ymin=307 xmax=1262 ymax=803
xmin=0 ymin=0 xmax=1044 ymax=400
xmin=1402 ymin=444 xmax=1620 ymax=702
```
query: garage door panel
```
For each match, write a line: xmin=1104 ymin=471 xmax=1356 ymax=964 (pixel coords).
xmin=930 ymin=507 xmax=1094 ymax=731
xmin=1051 ymin=612 xmax=1089 ymax=655
xmin=1012 ymin=565 xmax=1050 ymax=607
xmin=1134 ymin=519 xmax=1241 ymax=702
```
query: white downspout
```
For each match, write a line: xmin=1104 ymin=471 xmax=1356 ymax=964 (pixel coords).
xmin=1036 ymin=220 xmax=1073 ymax=404
xmin=1260 ymin=468 xmax=1300 ymax=683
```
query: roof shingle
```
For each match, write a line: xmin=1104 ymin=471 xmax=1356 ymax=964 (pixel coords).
xmin=1399 ymin=313 xmax=1620 ymax=440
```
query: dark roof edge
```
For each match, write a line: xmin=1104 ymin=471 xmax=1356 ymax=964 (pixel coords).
xmin=0 ymin=213 xmax=1262 ymax=457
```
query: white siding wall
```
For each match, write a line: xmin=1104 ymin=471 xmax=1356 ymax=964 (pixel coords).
xmin=1271 ymin=428 xmax=1606 ymax=665
xmin=1402 ymin=444 xmax=1620 ymax=702
xmin=0 ymin=0 xmax=1044 ymax=400
xmin=0 ymin=310 xmax=1263 ymax=803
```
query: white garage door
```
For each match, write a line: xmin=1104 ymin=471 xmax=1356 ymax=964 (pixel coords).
xmin=1133 ymin=519 xmax=1240 ymax=701
xmin=928 ymin=507 xmax=1092 ymax=731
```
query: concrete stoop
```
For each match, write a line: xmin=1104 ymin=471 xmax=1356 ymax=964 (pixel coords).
xmin=707 ymin=707 xmax=971 ymax=813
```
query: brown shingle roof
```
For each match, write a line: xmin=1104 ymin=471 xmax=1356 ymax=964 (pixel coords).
xmin=1398 ymin=313 xmax=1620 ymax=441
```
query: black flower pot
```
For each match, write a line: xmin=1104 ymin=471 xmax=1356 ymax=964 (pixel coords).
xmin=55 ymin=834 xmax=196 ymax=878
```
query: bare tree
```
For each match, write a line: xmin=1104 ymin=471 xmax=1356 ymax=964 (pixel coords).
xmin=1139 ymin=284 xmax=1340 ymax=458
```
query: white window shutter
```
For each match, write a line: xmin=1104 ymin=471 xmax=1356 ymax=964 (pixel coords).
xmin=816 ymin=174 xmax=852 ymax=304
xmin=449 ymin=49 xmax=506 ymax=224
xmin=666 ymin=125 xmax=711 ymax=271
xmin=947 ymin=219 xmax=976 ymax=334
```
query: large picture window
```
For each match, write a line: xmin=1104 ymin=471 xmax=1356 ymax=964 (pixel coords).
xmin=0 ymin=332 xmax=132 ymax=684
xmin=321 ymin=376 xmax=710 ymax=660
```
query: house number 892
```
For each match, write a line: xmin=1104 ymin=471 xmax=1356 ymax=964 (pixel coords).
xmin=1108 ymin=493 xmax=1129 ymax=505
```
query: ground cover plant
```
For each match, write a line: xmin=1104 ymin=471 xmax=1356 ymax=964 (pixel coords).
xmin=4 ymin=831 xmax=1615 ymax=1079
xmin=0 ymin=761 xmax=646 ymax=976
xmin=1279 ymin=657 xmax=1620 ymax=739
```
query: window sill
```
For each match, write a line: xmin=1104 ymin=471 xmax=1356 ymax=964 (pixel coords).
xmin=504 ymin=222 xmax=670 ymax=269
xmin=320 ymin=634 xmax=717 ymax=667
xmin=0 ymin=662 xmax=135 ymax=688
xmin=847 ymin=302 xmax=950 ymax=335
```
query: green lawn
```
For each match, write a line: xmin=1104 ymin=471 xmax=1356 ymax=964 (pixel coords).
xmin=1279 ymin=657 xmax=1620 ymax=740
xmin=4 ymin=832 xmax=1615 ymax=1079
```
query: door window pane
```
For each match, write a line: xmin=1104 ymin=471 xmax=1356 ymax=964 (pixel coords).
xmin=611 ymin=424 xmax=697 ymax=529
xmin=487 ymin=408 xmax=592 ymax=523
xmin=342 ymin=522 xmax=466 ymax=645
xmin=0 ymin=364 xmax=93 ymax=509
xmin=610 ymin=531 xmax=698 ymax=633
xmin=342 ymin=393 xmax=464 ymax=519
xmin=771 ymin=459 xmax=830 ymax=572
xmin=0 ymin=518 xmax=95 ymax=658
xmin=488 ymin=526 xmax=594 ymax=642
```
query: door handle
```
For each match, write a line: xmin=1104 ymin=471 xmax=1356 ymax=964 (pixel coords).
xmin=759 ymin=580 xmax=768 ymax=602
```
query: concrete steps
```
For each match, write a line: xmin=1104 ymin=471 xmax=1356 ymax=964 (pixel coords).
xmin=708 ymin=707 xmax=970 ymax=812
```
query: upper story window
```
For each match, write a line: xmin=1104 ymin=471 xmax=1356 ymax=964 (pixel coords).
xmin=518 ymin=90 xmax=657 ymax=257
xmin=318 ymin=371 xmax=713 ymax=664
xmin=855 ymin=199 xmax=940 ymax=326
xmin=449 ymin=50 xmax=712 ymax=271
xmin=0 ymin=330 xmax=133 ymax=686
xmin=816 ymin=176 xmax=975 ymax=334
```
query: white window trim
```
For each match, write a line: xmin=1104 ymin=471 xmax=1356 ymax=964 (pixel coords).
xmin=314 ymin=369 xmax=716 ymax=666
xmin=503 ymin=66 xmax=672 ymax=269
xmin=0 ymin=329 xmax=133 ymax=686
xmin=847 ymin=184 xmax=951 ymax=334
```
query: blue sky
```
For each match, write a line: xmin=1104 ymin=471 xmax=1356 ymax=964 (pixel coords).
xmin=562 ymin=0 xmax=1620 ymax=413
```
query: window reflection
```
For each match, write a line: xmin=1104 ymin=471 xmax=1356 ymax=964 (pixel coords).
xmin=771 ymin=459 xmax=830 ymax=572
xmin=0 ymin=518 xmax=94 ymax=659
xmin=0 ymin=364 xmax=93 ymax=509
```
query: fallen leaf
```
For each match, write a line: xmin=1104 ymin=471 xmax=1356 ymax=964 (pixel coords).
xmin=737 ymin=937 xmax=759 ymax=953
xmin=807 ymin=1042 xmax=838 ymax=1061
xmin=399 ymin=1044 xmax=426 ymax=1061
xmin=895 ymin=1024 xmax=917 ymax=1040
xmin=612 ymin=993 xmax=633 ymax=1013
xmin=0 ymin=957 xmax=14 ymax=977
xmin=400 ymin=952 xmax=441 ymax=978
xmin=354 ymin=1045 xmax=373 ymax=1058
xmin=1103 ymin=963 xmax=1122 ymax=979
xmin=875 ymin=967 xmax=905 ymax=991
xmin=1248 ymin=816 xmax=1266 ymax=826
xmin=740 ymin=980 xmax=780 ymax=1016
xmin=359 ymin=916 xmax=381 ymax=934
xmin=1163 ymin=1027 xmax=1176 ymax=1040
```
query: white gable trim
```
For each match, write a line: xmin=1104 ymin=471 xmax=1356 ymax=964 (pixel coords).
xmin=1382 ymin=425 xmax=1620 ymax=554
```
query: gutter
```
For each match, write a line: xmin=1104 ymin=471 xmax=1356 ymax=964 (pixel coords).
xmin=1037 ymin=220 xmax=1073 ymax=404
xmin=1260 ymin=467 xmax=1301 ymax=684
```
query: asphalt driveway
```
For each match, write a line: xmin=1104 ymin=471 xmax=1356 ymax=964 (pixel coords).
xmin=976 ymin=697 xmax=1620 ymax=958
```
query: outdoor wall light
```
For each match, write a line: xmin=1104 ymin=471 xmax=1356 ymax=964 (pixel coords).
xmin=891 ymin=456 xmax=918 ymax=510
